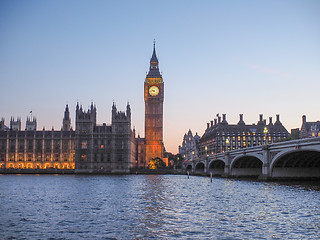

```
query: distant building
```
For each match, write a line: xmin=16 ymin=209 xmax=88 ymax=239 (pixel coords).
xmin=10 ymin=117 xmax=21 ymax=131
xmin=135 ymin=135 xmax=146 ymax=168
xmin=0 ymin=118 xmax=4 ymax=131
xmin=26 ymin=116 xmax=37 ymax=131
xmin=290 ymin=128 xmax=300 ymax=140
xmin=179 ymin=129 xmax=200 ymax=162
xmin=132 ymin=42 xmax=165 ymax=168
xmin=0 ymin=106 xmax=75 ymax=170
xmin=144 ymin=42 xmax=164 ymax=164
xmin=300 ymin=115 xmax=320 ymax=138
xmin=0 ymin=103 xmax=138 ymax=173
xmin=198 ymin=114 xmax=289 ymax=157
xmin=75 ymin=102 xmax=136 ymax=173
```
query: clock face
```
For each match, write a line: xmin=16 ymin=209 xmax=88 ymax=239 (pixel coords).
xmin=149 ymin=86 xmax=159 ymax=96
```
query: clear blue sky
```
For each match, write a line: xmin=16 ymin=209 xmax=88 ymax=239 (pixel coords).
xmin=1 ymin=0 xmax=319 ymax=153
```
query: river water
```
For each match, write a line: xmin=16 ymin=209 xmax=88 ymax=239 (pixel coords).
xmin=0 ymin=174 xmax=319 ymax=239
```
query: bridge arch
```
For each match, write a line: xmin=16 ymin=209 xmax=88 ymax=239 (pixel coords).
xmin=208 ymin=159 xmax=225 ymax=176
xmin=230 ymin=154 xmax=263 ymax=178
xmin=195 ymin=162 xmax=205 ymax=174
xmin=271 ymin=149 xmax=320 ymax=178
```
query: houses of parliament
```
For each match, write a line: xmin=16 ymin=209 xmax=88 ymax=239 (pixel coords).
xmin=0 ymin=44 xmax=165 ymax=173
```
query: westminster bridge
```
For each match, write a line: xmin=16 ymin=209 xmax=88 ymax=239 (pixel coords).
xmin=183 ymin=137 xmax=320 ymax=180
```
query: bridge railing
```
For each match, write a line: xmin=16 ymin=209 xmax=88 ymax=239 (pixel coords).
xmin=268 ymin=136 xmax=320 ymax=150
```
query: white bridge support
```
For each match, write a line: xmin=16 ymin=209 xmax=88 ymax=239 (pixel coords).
xmin=183 ymin=137 xmax=320 ymax=180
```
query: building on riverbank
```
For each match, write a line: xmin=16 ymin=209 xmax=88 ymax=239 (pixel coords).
xmin=198 ymin=114 xmax=289 ymax=157
xmin=179 ymin=129 xmax=200 ymax=162
xmin=300 ymin=115 xmax=320 ymax=138
xmin=0 ymin=105 xmax=75 ymax=170
xmin=74 ymin=102 xmax=137 ymax=173
xmin=0 ymin=103 xmax=140 ymax=173
xmin=144 ymin=42 xmax=165 ymax=165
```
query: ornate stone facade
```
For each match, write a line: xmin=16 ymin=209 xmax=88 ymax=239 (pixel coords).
xmin=198 ymin=114 xmax=289 ymax=157
xmin=144 ymin=43 xmax=164 ymax=164
xmin=300 ymin=115 xmax=320 ymax=138
xmin=75 ymin=102 xmax=136 ymax=173
xmin=0 ymin=105 xmax=75 ymax=170
xmin=0 ymin=103 xmax=137 ymax=173
xmin=179 ymin=129 xmax=200 ymax=162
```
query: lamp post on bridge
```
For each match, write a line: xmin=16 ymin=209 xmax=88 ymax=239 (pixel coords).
xmin=263 ymin=127 xmax=269 ymax=145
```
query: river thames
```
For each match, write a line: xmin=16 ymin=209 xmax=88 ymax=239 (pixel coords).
xmin=0 ymin=174 xmax=319 ymax=239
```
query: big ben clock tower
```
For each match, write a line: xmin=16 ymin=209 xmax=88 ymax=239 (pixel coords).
xmin=144 ymin=42 xmax=164 ymax=164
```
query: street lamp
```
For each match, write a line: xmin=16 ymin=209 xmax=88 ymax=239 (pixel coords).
xmin=263 ymin=127 xmax=268 ymax=145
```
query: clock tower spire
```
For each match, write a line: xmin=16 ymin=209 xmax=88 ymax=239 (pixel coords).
xmin=147 ymin=40 xmax=161 ymax=78
xmin=144 ymin=42 xmax=164 ymax=165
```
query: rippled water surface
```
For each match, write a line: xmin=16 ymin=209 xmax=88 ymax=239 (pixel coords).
xmin=0 ymin=174 xmax=319 ymax=239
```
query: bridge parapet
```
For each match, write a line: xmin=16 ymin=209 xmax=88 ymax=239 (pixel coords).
xmin=268 ymin=137 xmax=320 ymax=150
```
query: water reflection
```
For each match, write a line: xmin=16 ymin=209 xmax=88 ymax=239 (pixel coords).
xmin=0 ymin=174 xmax=319 ymax=239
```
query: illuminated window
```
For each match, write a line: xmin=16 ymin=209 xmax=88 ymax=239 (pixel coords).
xmin=81 ymin=140 xmax=87 ymax=149
xmin=101 ymin=145 xmax=104 ymax=149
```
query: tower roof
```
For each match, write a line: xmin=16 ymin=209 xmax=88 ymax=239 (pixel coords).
xmin=146 ymin=41 xmax=162 ymax=78
xmin=64 ymin=104 xmax=70 ymax=120
xmin=150 ymin=41 xmax=158 ymax=63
